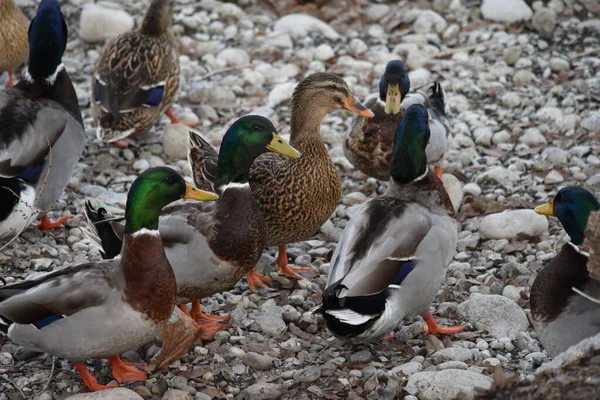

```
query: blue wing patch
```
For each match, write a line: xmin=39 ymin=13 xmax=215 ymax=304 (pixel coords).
xmin=94 ymin=81 xmax=101 ymax=102
xmin=32 ymin=314 xmax=64 ymax=329
xmin=17 ymin=164 xmax=44 ymax=183
xmin=143 ymin=86 xmax=165 ymax=107
xmin=391 ymin=260 xmax=416 ymax=286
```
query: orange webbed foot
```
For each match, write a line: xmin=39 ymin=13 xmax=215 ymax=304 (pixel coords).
xmin=423 ymin=312 xmax=465 ymax=336
xmin=33 ymin=214 xmax=73 ymax=231
xmin=74 ymin=362 xmax=118 ymax=391
xmin=180 ymin=302 xmax=227 ymax=341
xmin=274 ymin=245 xmax=316 ymax=280
xmin=107 ymin=355 xmax=147 ymax=384
xmin=246 ymin=269 xmax=273 ymax=293
xmin=113 ymin=138 xmax=135 ymax=148
xmin=382 ymin=332 xmax=394 ymax=342
xmin=191 ymin=300 xmax=230 ymax=323
xmin=166 ymin=109 xmax=197 ymax=127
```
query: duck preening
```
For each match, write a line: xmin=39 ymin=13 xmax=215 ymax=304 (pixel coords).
xmin=0 ymin=167 xmax=218 ymax=391
xmin=318 ymin=104 xmax=463 ymax=342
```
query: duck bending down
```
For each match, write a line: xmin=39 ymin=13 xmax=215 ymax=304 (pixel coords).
xmin=0 ymin=167 xmax=218 ymax=391
xmin=318 ymin=104 xmax=464 ymax=342
xmin=84 ymin=116 xmax=302 ymax=340
xmin=0 ymin=0 xmax=85 ymax=241
xmin=530 ymin=187 xmax=600 ymax=356
xmin=344 ymin=60 xmax=450 ymax=180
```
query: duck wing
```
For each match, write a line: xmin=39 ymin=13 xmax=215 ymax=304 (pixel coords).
xmin=187 ymin=129 xmax=219 ymax=192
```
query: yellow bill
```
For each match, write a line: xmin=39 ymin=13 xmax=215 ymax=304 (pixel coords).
xmin=267 ymin=133 xmax=302 ymax=159
xmin=385 ymin=83 xmax=402 ymax=115
xmin=535 ymin=201 xmax=554 ymax=216
xmin=343 ymin=95 xmax=375 ymax=118
xmin=184 ymin=183 xmax=218 ymax=201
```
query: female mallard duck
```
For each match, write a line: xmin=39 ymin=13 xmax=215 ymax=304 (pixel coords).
xmin=233 ymin=73 xmax=373 ymax=287
xmin=531 ymin=187 xmax=600 ymax=356
xmin=0 ymin=0 xmax=85 ymax=240
xmin=0 ymin=0 xmax=29 ymax=88
xmin=317 ymin=104 xmax=464 ymax=341
xmin=84 ymin=116 xmax=302 ymax=339
xmin=92 ymin=0 xmax=192 ymax=148
xmin=344 ymin=60 xmax=450 ymax=180
xmin=0 ymin=167 xmax=218 ymax=391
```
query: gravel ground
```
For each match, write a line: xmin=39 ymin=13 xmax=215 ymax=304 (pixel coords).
xmin=1 ymin=0 xmax=599 ymax=399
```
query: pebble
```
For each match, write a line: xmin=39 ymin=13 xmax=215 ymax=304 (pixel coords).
xmin=458 ymin=294 xmax=529 ymax=339
xmin=549 ymin=57 xmax=569 ymax=72
xmin=241 ymin=383 xmax=283 ymax=400
xmin=481 ymin=0 xmax=532 ymax=23
xmin=293 ymin=366 xmax=322 ymax=383
xmin=163 ymin=124 xmax=191 ymax=160
xmin=503 ymin=47 xmax=521 ymax=65
xmin=66 ymin=388 xmax=143 ymax=400
xmin=254 ymin=315 xmax=287 ymax=336
xmin=581 ymin=112 xmax=600 ymax=132
xmin=437 ymin=361 xmax=469 ymax=370
xmin=478 ymin=210 xmax=548 ymax=240
xmin=544 ymin=170 xmax=565 ymax=184
xmin=273 ymin=14 xmax=340 ymax=40
xmin=502 ymin=92 xmax=521 ymax=108
xmin=216 ymin=48 xmax=250 ymax=67
xmin=532 ymin=8 xmax=557 ymax=39
xmin=391 ymin=361 xmax=423 ymax=376
xmin=79 ymin=2 xmax=134 ymax=43
xmin=431 ymin=347 xmax=474 ymax=364
xmin=313 ymin=44 xmax=335 ymax=61
xmin=242 ymin=352 xmax=275 ymax=370
xmin=350 ymin=349 xmax=373 ymax=363
xmin=502 ymin=285 xmax=522 ymax=302
xmin=405 ymin=370 xmax=493 ymax=400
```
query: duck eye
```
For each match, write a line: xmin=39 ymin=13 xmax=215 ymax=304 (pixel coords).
xmin=163 ymin=176 xmax=174 ymax=184
xmin=253 ymin=125 xmax=261 ymax=130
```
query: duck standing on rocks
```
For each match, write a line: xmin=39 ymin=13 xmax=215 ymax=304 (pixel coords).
xmin=531 ymin=187 xmax=600 ymax=356
xmin=0 ymin=0 xmax=85 ymax=241
xmin=344 ymin=60 xmax=450 ymax=180
xmin=0 ymin=0 xmax=29 ymax=88
xmin=83 ymin=116 xmax=302 ymax=342
xmin=0 ymin=167 xmax=218 ymax=391
xmin=92 ymin=0 xmax=193 ymax=148
xmin=318 ymin=104 xmax=464 ymax=342
xmin=239 ymin=73 xmax=374 ymax=289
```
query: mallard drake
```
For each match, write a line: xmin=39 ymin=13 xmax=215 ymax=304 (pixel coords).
xmin=317 ymin=104 xmax=464 ymax=342
xmin=84 ymin=116 xmax=301 ymax=340
xmin=0 ymin=0 xmax=29 ymax=88
xmin=92 ymin=0 xmax=192 ymax=148
xmin=344 ymin=60 xmax=450 ymax=180
xmin=0 ymin=167 xmax=217 ymax=391
xmin=231 ymin=73 xmax=373 ymax=287
xmin=0 ymin=0 xmax=85 ymax=241
xmin=530 ymin=187 xmax=600 ymax=356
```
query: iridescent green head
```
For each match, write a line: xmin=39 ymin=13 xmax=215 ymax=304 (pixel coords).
xmin=535 ymin=187 xmax=600 ymax=245
xmin=389 ymin=104 xmax=430 ymax=184
xmin=216 ymin=115 xmax=302 ymax=187
xmin=125 ymin=167 xmax=218 ymax=234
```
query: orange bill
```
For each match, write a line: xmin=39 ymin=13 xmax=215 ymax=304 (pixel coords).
xmin=343 ymin=95 xmax=375 ymax=118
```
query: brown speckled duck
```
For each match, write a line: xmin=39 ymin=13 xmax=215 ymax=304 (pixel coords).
xmin=0 ymin=0 xmax=29 ymax=88
xmin=92 ymin=0 xmax=192 ymax=148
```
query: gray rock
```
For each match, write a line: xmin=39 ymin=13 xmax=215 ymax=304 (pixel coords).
xmin=532 ymin=8 xmax=556 ymax=39
xmin=406 ymin=370 xmax=493 ymax=400
xmin=366 ymin=4 xmax=390 ymax=22
xmin=391 ymin=361 xmax=423 ymax=376
xmin=161 ymin=390 xmax=192 ymax=400
xmin=519 ymin=128 xmax=547 ymax=146
xmin=481 ymin=0 xmax=532 ymax=23
xmin=413 ymin=10 xmax=447 ymax=34
xmin=503 ymin=47 xmax=521 ymax=65
xmin=549 ymin=57 xmax=569 ymax=72
xmin=502 ymin=92 xmax=521 ymax=108
xmin=475 ymin=166 xmax=519 ymax=187
xmin=544 ymin=170 xmax=564 ymax=184
xmin=163 ymin=124 xmax=190 ymax=160
xmin=216 ymin=48 xmax=250 ymax=67
xmin=242 ymin=352 xmax=275 ymax=370
xmin=79 ymin=2 xmax=134 ymax=43
xmin=350 ymin=349 xmax=373 ymax=363
xmin=293 ymin=366 xmax=322 ymax=383
xmin=478 ymin=210 xmax=548 ymax=240
xmin=241 ymin=383 xmax=283 ymax=400
xmin=255 ymin=314 xmax=287 ymax=336
xmin=442 ymin=173 xmax=464 ymax=212
xmin=581 ymin=112 xmax=600 ymax=132
xmin=431 ymin=347 xmax=474 ymax=364
xmin=66 ymin=388 xmax=143 ymax=400
xmin=436 ymin=361 xmax=469 ymax=370
xmin=457 ymin=294 xmax=529 ymax=339
xmin=273 ymin=14 xmax=340 ymax=40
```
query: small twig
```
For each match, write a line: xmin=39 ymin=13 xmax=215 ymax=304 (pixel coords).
xmin=572 ymin=287 xmax=600 ymax=304
xmin=0 ymin=374 xmax=26 ymax=399
xmin=197 ymin=64 xmax=253 ymax=82
xmin=33 ymin=356 xmax=56 ymax=396
xmin=571 ymin=48 xmax=600 ymax=60
xmin=435 ymin=39 xmax=499 ymax=59
xmin=33 ymin=137 xmax=52 ymax=208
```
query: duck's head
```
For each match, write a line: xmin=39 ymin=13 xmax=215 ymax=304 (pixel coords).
xmin=291 ymin=73 xmax=374 ymax=118
xmin=27 ymin=0 xmax=67 ymax=85
xmin=389 ymin=104 xmax=430 ymax=184
xmin=379 ymin=60 xmax=410 ymax=115
xmin=125 ymin=167 xmax=218 ymax=234
xmin=217 ymin=115 xmax=301 ymax=187
xmin=535 ymin=187 xmax=600 ymax=246
xmin=141 ymin=0 xmax=174 ymax=36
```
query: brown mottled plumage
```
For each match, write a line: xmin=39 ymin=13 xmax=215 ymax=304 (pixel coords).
xmin=0 ymin=0 xmax=29 ymax=88
xmin=92 ymin=0 xmax=180 ymax=143
xmin=583 ymin=211 xmax=600 ymax=280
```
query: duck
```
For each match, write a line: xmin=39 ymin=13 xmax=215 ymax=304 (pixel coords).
xmin=92 ymin=0 xmax=193 ymax=148
xmin=0 ymin=0 xmax=29 ymax=88
xmin=0 ymin=166 xmax=218 ymax=391
xmin=83 ymin=116 xmax=302 ymax=341
xmin=317 ymin=104 xmax=464 ymax=342
xmin=530 ymin=186 xmax=600 ymax=356
xmin=0 ymin=0 xmax=85 ymax=241
xmin=225 ymin=73 xmax=374 ymax=288
xmin=344 ymin=60 xmax=450 ymax=181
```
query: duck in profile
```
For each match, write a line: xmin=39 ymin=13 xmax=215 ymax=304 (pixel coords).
xmin=318 ymin=104 xmax=463 ymax=342
xmin=344 ymin=60 xmax=450 ymax=180
xmin=0 ymin=0 xmax=85 ymax=241
xmin=0 ymin=167 xmax=218 ymax=391
xmin=92 ymin=0 xmax=193 ymax=148
xmin=0 ymin=0 xmax=29 ymax=88
xmin=531 ymin=187 xmax=600 ymax=356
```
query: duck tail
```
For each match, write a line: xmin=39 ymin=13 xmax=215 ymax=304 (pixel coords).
xmin=0 ymin=277 xmax=14 ymax=333
xmin=187 ymin=129 xmax=219 ymax=192
xmin=428 ymin=81 xmax=448 ymax=117
xmin=82 ymin=201 xmax=123 ymax=259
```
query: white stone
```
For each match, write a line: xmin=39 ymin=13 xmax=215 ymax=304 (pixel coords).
xmin=349 ymin=38 xmax=368 ymax=56
xmin=163 ymin=124 xmax=190 ymax=160
xmin=413 ymin=10 xmax=448 ymax=34
xmin=544 ymin=170 xmax=564 ymax=184
xmin=581 ymin=112 xmax=600 ymax=132
xmin=475 ymin=166 xmax=519 ymax=187
xmin=536 ymin=107 xmax=563 ymax=124
xmin=216 ymin=48 xmax=250 ymax=67
xmin=273 ymin=14 xmax=340 ymax=40
xmin=66 ymin=388 xmax=143 ymax=400
xmin=473 ymin=126 xmax=493 ymax=146
xmin=502 ymin=92 xmax=521 ymax=108
xmin=502 ymin=285 xmax=522 ymax=302
xmin=431 ymin=347 xmax=474 ymax=364
xmin=366 ymin=4 xmax=390 ymax=22
xmin=463 ymin=183 xmax=482 ymax=197
xmin=267 ymin=82 xmax=297 ymax=107
xmin=478 ymin=209 xmax=548 ymax=240
xmin=549 ymin=57 xmax=569 ymax=72
xmin=408 ymin=68 xmax=432 ymax=89
xmin=442 ymin=174 xmax=463 ymax=213
xmin=519 ymin=128 xmax=547 ymax=146
xmin=406 ymin=370 xmax=493 ymax=400
xmin=313 ymin=44 xmax=335 ymax=61
xmin=457 ymin=294 xmax=529 ymax=339
xmin=481 ymin=0 xmax=533 ymax=23
xmin=391 ymin=361 xmax=423 ymax=376
xmin=542 ymin=147 xmax=569 ymax=164
xmin=79 ymin=2 xmax=134 ymax=43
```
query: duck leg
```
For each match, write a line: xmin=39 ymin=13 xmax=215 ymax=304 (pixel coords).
xmin=434 ymin=166 xmax=443 ymax=179
xmin=73 ymin=362 xmax=117 ymax=391
xmin=107 ymin=355 xmax=147 ymax=384
xmin=33 ymin=214 xmax=73 ymax=230
xmin=274 ymin=245 xmax=316 ymax=280
xmin=166 ymin=109 xmax=197 ymax=127
xmin=422 ymin=312 xmax=465 ymax=335
xmin=6 ymin=71 xmax=15 ymax=88
xmin=113 ymin=138 xmax=135 ymax=149
xmin=179 ymin=303 xmax=225 ymax=341
xmin=191 ymin=300 xmax=230 ymax=323
xmin=246 ymin=268 xmax=272 ymax=293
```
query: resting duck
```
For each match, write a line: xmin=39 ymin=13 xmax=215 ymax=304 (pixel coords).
xmin=0 ymin=167 xmax=217 ymax=391
xmin=227 ymin=73 xmax=374 ymax=288
xmin=344 ymin=60 xmax=450 ymax=180
xmin=84 ymin=116 xmax=301 ymax=340
xmin=318 ymin=104 xmax=464 ymax=341
xmin=0 ymin=0 xmax=29 ymax=88
xmin=92 ymin=0 xmax=192 ymax=148
xmin=0 ymin=0 xmax=85 ymax=241
xmin=531 ymin=187 xmax=600 ymax=356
